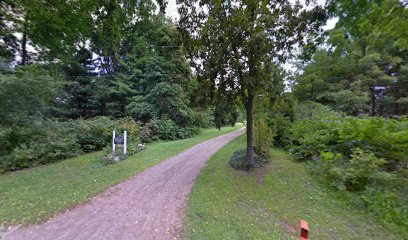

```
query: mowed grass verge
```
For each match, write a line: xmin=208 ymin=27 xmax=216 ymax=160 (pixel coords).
xmin=184 ymin=134 xmax=402 ymax=240
xmin=0 ymin=125 xmax=241 ymax=226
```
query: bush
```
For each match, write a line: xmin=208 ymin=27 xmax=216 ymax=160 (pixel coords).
xmin=178 ymin=126 xmax=201 ymax=139
xmin=139 ymin=119 xmax=160 ymax=143
xmin=74 ymin=117 xmax=114 ymax=152
xmin=9 ymin=125 xmax=82 ymax=171
xmin=138 ymin=119 xmax=201 ymax=142
xmin=315 ymin=149 xmax=387 ymax=192
xmin=116 ymin=117 xmax=141 ymax=141
xmin=0 ymin=117 xmax=142 ymax=172
xmin=138 ymin=128 xmax=153 ymax=143
xmin=0 ymin=126 xmax=40 ymax=156
xmin=0 ymin=115 xmax=198 ymax=172
xmin=229 ymin=149 xmax=269 ymax=171
xmin=191 ymin=109 xmax=214 ymax=128
xmin=254 ymin=118 xmax=275 ymax=156
xmin=289 ymin=103 xmax=408 ymax=166
xmin=287 ymin=102 xmax=408 ymax=229
xmin=267 ymin=115 xmax=292 ymax=147
xmin=157 ymin=119 xmax=179 ymax=140
xmin=362 ymin=188 xmax=408 ymax=228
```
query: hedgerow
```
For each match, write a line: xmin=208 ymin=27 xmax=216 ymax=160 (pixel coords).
xmin=0 ymin=117 xmax=139 ymax=172
xmin=0 ymin=116 xmax=202 ymax=173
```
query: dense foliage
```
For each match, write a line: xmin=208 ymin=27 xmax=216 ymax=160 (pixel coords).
xmin=285 ymin=2 xmax=408 ymax=231
xmin=281 ymin=103 xmax=408 ymax=233
xmin=178 ymin=0 xmax=328 ymax=163
xmin=254 ymin=118 xmax=274 ymax=156
xmin=0 ymin=117 xmax=114 ymax=172
xmin=0 ymin=0 xmax=230 ymax=173
xmin=292 ymin=0 xmax=408 ymax=116
xmin=0 ymin=0 xmax=407 ymax=236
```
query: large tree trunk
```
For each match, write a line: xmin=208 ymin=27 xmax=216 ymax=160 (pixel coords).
xmin=245 ymin=91 xmax=254 ymax=164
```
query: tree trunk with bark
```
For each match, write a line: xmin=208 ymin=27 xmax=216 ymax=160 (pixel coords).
xmin=245 ymin=91 xmax=254 ymax=164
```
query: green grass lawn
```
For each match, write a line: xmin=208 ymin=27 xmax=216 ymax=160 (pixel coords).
xmin=0 ymin=125 xmax=241 ymax=226
xmin=184 ymin=134 xmax=403 ymax=240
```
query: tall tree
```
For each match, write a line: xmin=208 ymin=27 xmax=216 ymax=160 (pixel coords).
xmin=0 ymin=66 xmax=58 ymax=126
xmin=0 ymin=0 xmax=18 ymax=62
xmin=1 ymin=0 xmax=95 ymax=65
xmin=178 ymin=0 xmax=327 ymax=163
xmin=294 ymin=0 xmax=408 ymax=116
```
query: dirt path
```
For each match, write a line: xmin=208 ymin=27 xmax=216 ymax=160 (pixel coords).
xmin=2 ymin=129 xmax=244 ymax=240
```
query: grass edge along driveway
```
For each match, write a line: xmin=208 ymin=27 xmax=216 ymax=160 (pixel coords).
xmin=0 ymin=125 xmax=242 ymax=226
xmin=183 ymin=134 xmax=403 ymax=240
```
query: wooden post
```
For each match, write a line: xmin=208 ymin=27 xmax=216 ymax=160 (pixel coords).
xmin=112 ymin=130 xmax=116 ymax=154
xmin=124 ymin=130 xmax=127 ymax=155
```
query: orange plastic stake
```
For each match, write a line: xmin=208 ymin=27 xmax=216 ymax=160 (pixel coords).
xmin=300 ymin=219 xmax=309 ymax=240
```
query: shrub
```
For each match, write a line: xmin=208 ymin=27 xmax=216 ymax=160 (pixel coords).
xmin=178 ymin=126 xmax=201 ymax=139
xmin=0 ymin=117 xmax=142 ymax=172
xmin=267 ymin=115 xmax=292 ymax=147
xmin=138 ymin=119 xmax=201 ymax=142
xmin=287 ymin=103 xmax=408 ymax=229
xmin=139 ymin=128 xmax=153 ymax=143
xmin=0 ymin=115 xmax=198 ymax=172
xmin=191 ymin=109 xmax=214 ymax=128
xmin=116 ymin=117 xmax=141 ymax=142
xmin=139 ymin=119 xmax=160 ymax=143
xmin=0 ymin=155 xmax=16 ymax=173
xmin=254 ymin=118 xmax=275 ymax=156
xmin=74 ymin=117 xmax=114 ymax=152
xmin=361 ymin=188 xmax=408 ymax=229
xmin=10 ymin=128 xmax=82 ymax=170
xmin=343 ymin=149 xmax=387 ymax=191
xmin=229 ymin=149 xmax=269 ymax=171
xmin=315 ymin=149 xmax=387 ymax=192
xmin=157 ymin=119 xmax=179 ymax=140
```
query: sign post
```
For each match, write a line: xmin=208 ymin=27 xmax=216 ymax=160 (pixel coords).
xmin=112 ymin=130 xmax=116 ymax=154
xmin=112 ymin=130 xmax=127 ymax=156
xmin=124 ymin=130 xmax=127 ymax=155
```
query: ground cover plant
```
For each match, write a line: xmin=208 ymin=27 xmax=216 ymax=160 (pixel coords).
xmin=184 ymin=134 xmax=404 ymax=239
xmin=0 ymin=125 xmax=241 ymax=226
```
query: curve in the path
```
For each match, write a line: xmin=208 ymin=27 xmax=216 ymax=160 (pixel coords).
xmin=2 ymin=129 xmax=245 ymax=240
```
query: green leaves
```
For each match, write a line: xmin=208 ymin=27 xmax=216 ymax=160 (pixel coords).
xmin=126 ymin=82 xmax=193 ymax=126
xmin=0 ymin=67 xmax=58 ymax=126
xmin=285 ymin=102 xmax=408 ymax=229
xmin=294 ymin=0 xmax=408 ymax=116
xmin=178 ymin=0 xmax=327 ymax=161
xmin=178 ymin=0 xmax=328 ymax=100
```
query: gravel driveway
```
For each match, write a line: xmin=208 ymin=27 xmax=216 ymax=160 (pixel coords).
xmin=2 ymin=128 xmax=244 ymax=240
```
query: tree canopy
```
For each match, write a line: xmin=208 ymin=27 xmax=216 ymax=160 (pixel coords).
xmin=293 ymin=0 xmax=408 ymax=116
xmin=177 ymin=0 xmax=328 ymax=162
